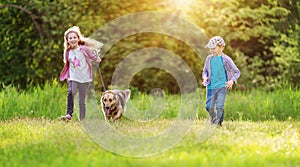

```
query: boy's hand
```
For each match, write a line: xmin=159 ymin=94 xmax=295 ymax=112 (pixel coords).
xmin=225 ymin=80 xmax=234 ymax=89
xmin=202 ymin=77 xmax=208 ymax=86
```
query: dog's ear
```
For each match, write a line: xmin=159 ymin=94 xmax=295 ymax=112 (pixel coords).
xmin=113 ymin=92 xmax=119 ymax=105
xmin=101 ymin=93 xmax=106 ymax=106
xmin=102 ymin=90 xmax=110 ymax=96
xmin=101 ymin=91 xmax=111 ymax=103
xmin=124 ymin=89 xmax=131 ymax=101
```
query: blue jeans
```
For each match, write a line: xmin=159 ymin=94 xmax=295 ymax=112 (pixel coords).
xmin=205 ymin=87 xmax=226 ymax=125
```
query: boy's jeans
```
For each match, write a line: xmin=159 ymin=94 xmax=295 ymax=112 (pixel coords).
xmin=205 ymin=87 xmax=226 ymax=125
xmin=67 ymin=81 xmax=89 ymax=120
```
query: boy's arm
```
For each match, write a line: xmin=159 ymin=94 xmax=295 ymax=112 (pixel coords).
xmin=232 ymin=61 xmax=241 ymax=83
xmin=202 ymin=58 xmax=209 ymax=86
xmin=228 ymin=58 xmax=240 ymax=83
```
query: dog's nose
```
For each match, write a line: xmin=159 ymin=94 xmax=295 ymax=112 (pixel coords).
xmin=105 ymin=106 xmax=110 ymax=110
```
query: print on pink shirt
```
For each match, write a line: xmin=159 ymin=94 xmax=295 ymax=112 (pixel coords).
xmin=72 ymin=56 xmax=80 ymax=67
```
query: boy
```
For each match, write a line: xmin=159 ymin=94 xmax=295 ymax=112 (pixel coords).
xmin=202 ymin=36 xmax=240 ymax=126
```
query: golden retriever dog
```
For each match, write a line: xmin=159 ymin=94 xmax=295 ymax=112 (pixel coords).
xmin=101 ymin=89 xmax=131 ymax=121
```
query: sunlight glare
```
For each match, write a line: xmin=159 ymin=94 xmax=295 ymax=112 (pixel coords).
xmin=171 ymin=0 xmax=194 ymax=11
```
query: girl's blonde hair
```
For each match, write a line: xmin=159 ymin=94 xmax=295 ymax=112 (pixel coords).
xmin=63 ymin=26 xmax=103 ymax=63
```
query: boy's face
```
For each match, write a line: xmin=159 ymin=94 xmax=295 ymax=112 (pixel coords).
xmin=67 ymin=32 xmax=79 ymax=49
xmin=210 ymin=45 xmax=224 ymax=56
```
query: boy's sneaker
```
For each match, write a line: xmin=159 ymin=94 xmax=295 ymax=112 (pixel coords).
xmin=211 ymin=116 xmax=217 ymax=125
xmin=61 ymin=114 xmax=72 ymax=121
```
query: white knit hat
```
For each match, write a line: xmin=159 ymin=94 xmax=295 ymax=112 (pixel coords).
xmin=205 ymin=36 xmax=226 ymax=48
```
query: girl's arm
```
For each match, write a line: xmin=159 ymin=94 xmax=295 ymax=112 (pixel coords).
xmin=82 ymin=46 xmax=98 ymax=61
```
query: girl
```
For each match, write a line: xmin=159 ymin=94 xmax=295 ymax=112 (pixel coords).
xmin=60 ymin=26 xmax=103 ymax=121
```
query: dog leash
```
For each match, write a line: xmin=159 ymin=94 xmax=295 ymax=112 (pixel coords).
xmin=96 ymin=61 xmax=107 ymax=92
xmin=92 ymin=48 xmax=107 ymax=92
xmin=98 ymin=65 xmax=106 ymax=92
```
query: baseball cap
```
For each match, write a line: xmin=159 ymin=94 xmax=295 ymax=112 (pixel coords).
xmin=205 ymin=36 xmax=226 ymax=48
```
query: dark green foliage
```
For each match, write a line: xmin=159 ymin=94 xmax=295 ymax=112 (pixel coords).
xmin=0 ymin=0 xmax=299 ymax=92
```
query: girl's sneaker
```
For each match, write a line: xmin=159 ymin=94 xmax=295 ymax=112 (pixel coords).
xmin=61 ymin=114 xmax=72 ymax=121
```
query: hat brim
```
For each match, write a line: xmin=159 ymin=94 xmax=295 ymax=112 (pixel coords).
xmin=205 ymin=44 xmax=216 ymax=49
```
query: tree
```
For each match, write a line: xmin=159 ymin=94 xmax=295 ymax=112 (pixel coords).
xmin=1 ymin=0 xmax=299 ymax=92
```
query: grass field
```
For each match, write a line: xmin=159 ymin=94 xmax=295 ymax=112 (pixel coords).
xmin=1 ymin=118 xmax=299 ymax=167
xmin=1 ymin=81 xmax=299 ymax=121
xmin=0 ymin=82 xmax=300 ymax=166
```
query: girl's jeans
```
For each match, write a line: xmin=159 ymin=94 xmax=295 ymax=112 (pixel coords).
xmin=205 ymin=87 xmax=226 ymax=125
xmin=66 ymin=81 xmax=89 ymax=120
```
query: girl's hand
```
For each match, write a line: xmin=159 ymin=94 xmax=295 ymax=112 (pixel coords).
xmin=96 ymin=57 xmax=101 ymax=63
xmin=225 ymin=80 xmax=234 ymax=89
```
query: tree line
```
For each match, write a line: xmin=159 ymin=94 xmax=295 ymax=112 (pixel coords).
xmin=0 ymin=0 xmax=299 ymax=92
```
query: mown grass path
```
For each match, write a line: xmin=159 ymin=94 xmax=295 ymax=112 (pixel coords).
xmin=1 ymin=118 xmax=299 ymax=167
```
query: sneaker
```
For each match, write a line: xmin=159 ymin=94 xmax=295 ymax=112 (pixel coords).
xmin=211 ymin=116 xmax=217 ymax=124
xmin=61 ymin=114 xmax=72 ymax=121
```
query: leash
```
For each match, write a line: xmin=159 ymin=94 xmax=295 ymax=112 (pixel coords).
xmin=92 ymin=49 xmax=106 ymax=92
xmin=93 ymin=49 xmax=106 ymax=92
xmin=96 ymin=61 xmax=106 ymax=92
xmin=98 ymin=65 xmax=106 ymax=92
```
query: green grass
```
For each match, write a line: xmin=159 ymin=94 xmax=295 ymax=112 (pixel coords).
xmin=1 ymin=81 xmax=300 ymax=166
xmin=0 ymin=81 xmax=299 ymax=121
xmin=1 ymin=118 xmax=299 ymax=167
xmin=225 ymin=88 xmax=300 ymax=121
xmin=0 ymin=80 xmax=66 ymax=120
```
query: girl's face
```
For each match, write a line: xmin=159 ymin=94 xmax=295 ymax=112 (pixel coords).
xmin=210 ymin=45 xmax=224 ymax=56
xmin=67 ymin=32 xmax=79 ymax=49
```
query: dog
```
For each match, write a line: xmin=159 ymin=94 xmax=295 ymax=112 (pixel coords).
xmin=101 ymin=89 xmax=131 ymax=122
